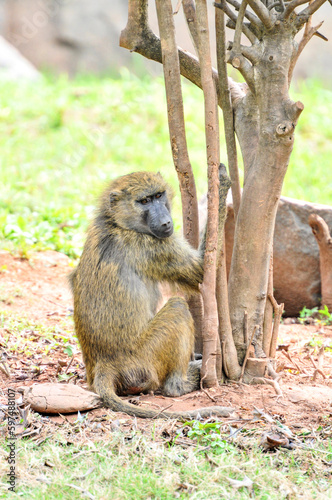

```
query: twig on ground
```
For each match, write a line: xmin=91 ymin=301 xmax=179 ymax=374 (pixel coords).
xmin=65 ymin=356 xmax=75 ymax=374
xmin=201 ymin=387 xmax=217 ymax=403
xmin=153 ymin=403 xmax=174 ymax=419
xmin=309 ymin=352 xmax=326 ymax=380
xmin=280 ymin=349 xmax=303 ymax=373
xmin=313 ymin=345 xmax=325 ymax=382
xmin=263 ymin=377 xmax=283 ymax=397
xmin=0 ymin=361 xmax=11 ymax=378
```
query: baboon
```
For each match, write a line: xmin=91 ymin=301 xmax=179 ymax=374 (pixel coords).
xmin=71 ymin=171 xmax=229 ymax=419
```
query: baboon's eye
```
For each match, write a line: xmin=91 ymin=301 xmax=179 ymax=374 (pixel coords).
xmin=140 ymin=197 xmax=151 ymax=205
xmin=155 ymin=192 xmax=163 ymax=199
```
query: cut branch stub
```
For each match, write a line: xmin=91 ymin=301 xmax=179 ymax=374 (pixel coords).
xmin=289 ymin=101 xmax=305 ymax=124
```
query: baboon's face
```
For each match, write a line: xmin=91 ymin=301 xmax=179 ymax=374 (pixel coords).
xmin=136 ymin=190 xmax=174 ymax=239
xmin=107 ymin=172 xmax=175 ymax=239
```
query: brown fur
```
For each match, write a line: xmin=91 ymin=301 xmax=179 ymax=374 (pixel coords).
xmin=70 ymin=171 xmax=227 ymax=419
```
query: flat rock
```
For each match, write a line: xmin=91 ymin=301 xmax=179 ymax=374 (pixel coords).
xmin=24 ymin=383 xmax=102 ymax=414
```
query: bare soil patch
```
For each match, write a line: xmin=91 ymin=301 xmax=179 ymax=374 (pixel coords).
xmin=0 ymin=250 xmax=331 ymax=433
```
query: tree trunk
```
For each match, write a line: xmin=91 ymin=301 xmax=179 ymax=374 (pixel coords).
xmin=196 ymin=0 xmax=220 ymax=388
xmin=228 ymin=25 xmax=303 ymax=363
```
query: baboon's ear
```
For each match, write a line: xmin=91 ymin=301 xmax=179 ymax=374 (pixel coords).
xmin=109 ymin=191 xmax=121 ymax=205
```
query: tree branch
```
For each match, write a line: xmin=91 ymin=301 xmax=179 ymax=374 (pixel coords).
xmin=225 ymin=0 xmax=262 ymax=30
xmin=288 ymin=21 xmax=325 ymax=82
xmin=182 ymin=0 xmax=200 ymax=52
xmin=226 ymin=53 xmax=255 ymax=92
xmin=214 ymin=1 xmax=258 ymax=44
xmin=268 ymin=295 xmax=284 ymax=359
xmin=215 ymin=167 xmax=241 ymax=380
xmin=309 ymin=214 xmax=332 ymax=311
xmin=268 ymin=1 xmax=285 ymax=11
xmin=296 ymin=0 xmax=328 ymax=25
xmin=234 ymin=0 xmax=249 ymax=54
xmin=262 ymin=253 xmax=274 ymax=356
xmin=226 ymin=41 xmax=261 ymax=64
xmin=155 ymin=0 xmax=200 ymax=248
xmin=155 ymin=0 xmax=203 ymax=353
xmin=246 ymin=0 xmax=274 ymax=29
xmin=215 ymin=10 xmax=242 ymax=218
xmin=121 ymin=0 xmax=243 ymax=109
xmin=284 ymin=0 xmax=310 ymax=20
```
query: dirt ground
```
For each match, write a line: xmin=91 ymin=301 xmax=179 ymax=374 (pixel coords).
xmin=0 ymin=249 xmax=331 ymax=433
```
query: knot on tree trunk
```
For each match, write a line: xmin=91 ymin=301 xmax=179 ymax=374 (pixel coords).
xmin=276 ymin=120 xmax=294 ymax=137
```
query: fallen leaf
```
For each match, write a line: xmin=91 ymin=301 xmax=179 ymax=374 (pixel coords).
xmin=227 ymin=476 xmax=253 ymax=491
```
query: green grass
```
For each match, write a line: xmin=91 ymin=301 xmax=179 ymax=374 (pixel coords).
xmin=0 ymin=73 xmax=331 ymax=259
xmin=1 ymin=427 xmax=332 ymax=499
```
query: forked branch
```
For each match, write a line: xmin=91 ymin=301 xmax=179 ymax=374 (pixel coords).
xmin=226 ymin=41 xmax=261 ymax=64
xmin=246 ymin=0 xmax=274 ymax=29
xmin=289 ymin=20 xmax=325 ymax=82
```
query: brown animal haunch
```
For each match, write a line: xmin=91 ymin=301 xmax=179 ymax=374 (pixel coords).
xmin=70 ymin=171 xmax=229 ymax=419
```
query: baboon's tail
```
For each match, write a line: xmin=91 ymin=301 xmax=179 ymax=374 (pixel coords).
xmin=93 ymin=369 xmax=234 ymax=420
